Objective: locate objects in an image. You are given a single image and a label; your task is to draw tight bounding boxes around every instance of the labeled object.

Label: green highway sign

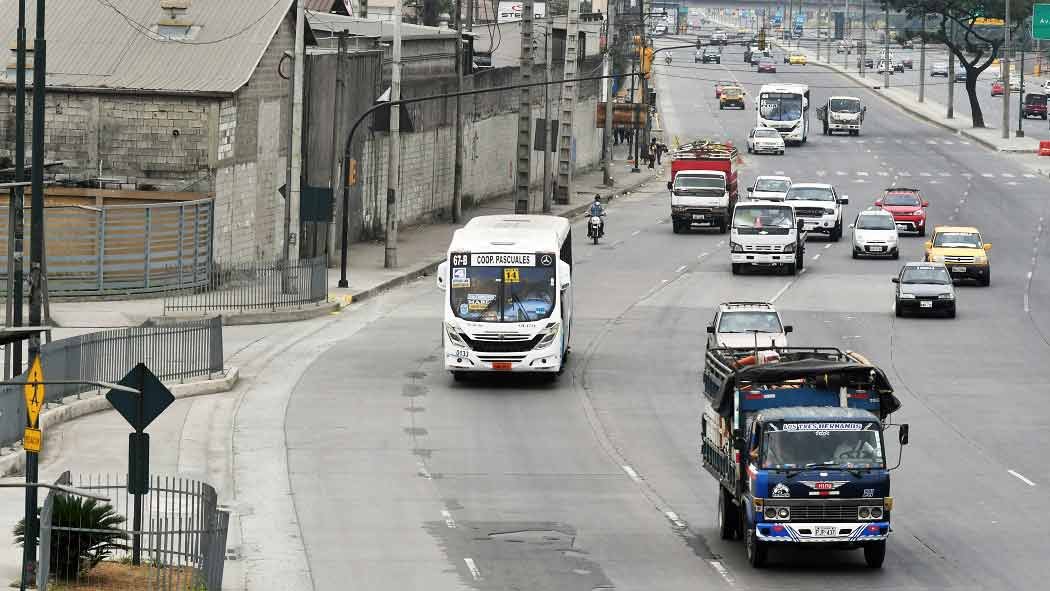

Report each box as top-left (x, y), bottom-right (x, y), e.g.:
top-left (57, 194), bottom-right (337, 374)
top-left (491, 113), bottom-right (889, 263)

top-left (1035, 4), bottom-right (1050, 40)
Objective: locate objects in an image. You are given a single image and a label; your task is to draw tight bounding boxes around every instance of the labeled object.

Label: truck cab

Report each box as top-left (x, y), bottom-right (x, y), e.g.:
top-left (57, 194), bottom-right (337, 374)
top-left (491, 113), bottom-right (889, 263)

top-left (667, 141), bottom-right (739, 234)
top-left (700, 347), bottom-right (908, 569)
top-left (817, 96), bottom-right (865, 136)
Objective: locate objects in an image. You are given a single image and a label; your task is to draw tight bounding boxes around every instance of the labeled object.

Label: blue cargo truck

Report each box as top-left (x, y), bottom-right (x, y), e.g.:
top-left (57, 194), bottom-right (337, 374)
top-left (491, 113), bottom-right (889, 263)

top-left (700, 347), bottom-right (908, 568)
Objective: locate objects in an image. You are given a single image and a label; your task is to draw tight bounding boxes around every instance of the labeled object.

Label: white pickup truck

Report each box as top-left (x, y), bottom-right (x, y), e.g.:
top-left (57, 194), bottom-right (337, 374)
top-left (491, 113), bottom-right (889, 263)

top-left (817, 96), bottom-right (866, 136)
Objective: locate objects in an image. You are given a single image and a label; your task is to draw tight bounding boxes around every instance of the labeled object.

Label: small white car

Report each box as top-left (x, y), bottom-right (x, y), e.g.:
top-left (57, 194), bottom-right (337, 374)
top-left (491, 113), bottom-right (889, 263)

top-left (746, 127), bottom-right (786, 155)
top-left (706, 301), bottom-right (793, 350)
top-left (747, 175), bottom-right (792, 201)
top-left (851, 208), bottom-right (899, 259)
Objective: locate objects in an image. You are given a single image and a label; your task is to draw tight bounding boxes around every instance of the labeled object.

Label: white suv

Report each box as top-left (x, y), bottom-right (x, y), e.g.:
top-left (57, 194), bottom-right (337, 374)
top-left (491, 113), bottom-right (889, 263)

top-left (747, 175), bottom-right (792, 201)
top-left (706, 302), bottom-right (793, 350)
top-left (784, 182), bottom-right (848, 241)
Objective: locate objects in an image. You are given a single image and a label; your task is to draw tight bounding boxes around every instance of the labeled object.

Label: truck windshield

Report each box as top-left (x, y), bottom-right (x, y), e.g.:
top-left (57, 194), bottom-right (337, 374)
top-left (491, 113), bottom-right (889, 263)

top-left (754, 178), bottom-right (790, 192)
top-left (759, 93), bottom-right (803, 121)
top-left (763, 423), bottom-right (884, 469)
top-left (830, 98), bottom-right (862, 113)
top-left (933, 232), bottom-right (982, 248)
top-left (676, 176), bottom-right (724, 189)
top-left (450, 265), bottom-right (556, 323)
top-left (718, 311), bottom-right (782, 333)
top-left (733, 206), bottom-right (794, 229)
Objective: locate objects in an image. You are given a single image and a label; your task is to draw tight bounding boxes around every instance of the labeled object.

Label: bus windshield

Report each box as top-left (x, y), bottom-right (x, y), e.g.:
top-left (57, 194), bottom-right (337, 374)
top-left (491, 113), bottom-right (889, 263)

top-left (759, 93), bottom-right (804, 122)
top-left (450, 264), bottom-right (556, 323)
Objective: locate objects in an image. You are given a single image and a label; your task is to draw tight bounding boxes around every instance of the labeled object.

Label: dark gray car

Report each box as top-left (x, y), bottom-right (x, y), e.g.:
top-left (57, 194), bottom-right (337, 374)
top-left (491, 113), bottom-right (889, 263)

top-left (893, 263), bottom-right (956, 318)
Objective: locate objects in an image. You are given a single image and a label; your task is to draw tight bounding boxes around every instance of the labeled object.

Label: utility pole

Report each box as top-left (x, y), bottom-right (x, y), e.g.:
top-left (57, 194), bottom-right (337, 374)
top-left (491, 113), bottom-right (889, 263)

top-left (5, 0), bottom-right (27, 381)
top-left (453, 0), bottom-right (465, 222)
top-left (630, 59), bottom-right (639, 172)
top-left (386, 0), bottom-right (403, 266)
top-left (947, 20), bottom-right (955, 119)
top-left (602, 0), bottom-right (616, 187)
top-left (330, 31), bottom-right (348, 265)
top-left (515, 0), bottom-right (535, 214)
top-left (21, 0), bottom-right (46, 587)
top-left (542, 13), bottom-right (555, 213)
top-left (918, 13), bottom-right (926, 102)
top-left (1001, 1), bottom-right (1011, 139)
top-left (1017, 40), bottom-right (1025, 137)
top-left (860, 0), bottom-right (866, 76)
top-left (882, 2), bottom-right (889, 88)
top-left (555, 0), bottom-right (581, 206)
top-left (283, 0), bottom-right (305, 284)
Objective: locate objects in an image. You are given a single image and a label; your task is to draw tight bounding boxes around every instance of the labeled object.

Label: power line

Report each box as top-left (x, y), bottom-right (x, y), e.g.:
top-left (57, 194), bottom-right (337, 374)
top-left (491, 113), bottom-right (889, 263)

top-left (93, 0), bottom-right (287, 45)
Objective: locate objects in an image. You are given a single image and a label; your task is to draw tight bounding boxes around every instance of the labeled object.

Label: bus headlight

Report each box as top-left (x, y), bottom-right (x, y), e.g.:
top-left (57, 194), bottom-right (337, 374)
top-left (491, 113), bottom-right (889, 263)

top-left (536, 322), bottom-right (561, 348)
top-left (445, 322), bottom-right (467, 347)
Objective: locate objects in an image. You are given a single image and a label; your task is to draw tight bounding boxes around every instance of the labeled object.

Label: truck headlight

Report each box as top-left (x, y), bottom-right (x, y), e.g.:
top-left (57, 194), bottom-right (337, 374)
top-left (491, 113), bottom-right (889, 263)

top-left (899, 293), bottom-right (916, 299)
top-left (782, 242), bottom-right (796, 253)
top-left (445, 322), bottom-right (467, 347)
top-left (870, 507), bottom-right (884, 519)
top-left (823, 208), bottom-right (836, 216)
top-left (536, 322), bottom-right (561, 348)
top-left (938, 293), bottom-right (955, 300)
top-left (975, 254), bottom-right (987, 264)
top-left (730, 241), bottom-right (744, 253)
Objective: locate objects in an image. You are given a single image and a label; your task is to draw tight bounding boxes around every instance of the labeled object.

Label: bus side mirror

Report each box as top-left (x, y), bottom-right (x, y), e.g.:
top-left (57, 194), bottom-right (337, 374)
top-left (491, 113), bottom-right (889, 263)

top-left (891, 277), bottom-right (900, 283)
top-left (436, 261), bottom-right (449, 290)
top-left (899, 424), bottom-right (909, 445)
top-left (557, 260), bottom-right (571, 290)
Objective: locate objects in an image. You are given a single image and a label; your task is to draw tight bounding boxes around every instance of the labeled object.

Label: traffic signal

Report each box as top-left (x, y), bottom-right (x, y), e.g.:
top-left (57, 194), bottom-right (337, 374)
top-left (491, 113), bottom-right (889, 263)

top-left (758, 30), bottom-right (766, 51)
top-left (641, 46), bottom-right (654, 79)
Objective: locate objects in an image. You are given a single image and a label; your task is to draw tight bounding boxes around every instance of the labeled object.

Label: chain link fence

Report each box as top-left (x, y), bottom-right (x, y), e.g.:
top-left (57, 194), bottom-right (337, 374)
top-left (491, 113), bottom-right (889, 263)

top-left (34, 471), bottom-right (229, 590)
top-left (163, 257), bottom-right (328, 313)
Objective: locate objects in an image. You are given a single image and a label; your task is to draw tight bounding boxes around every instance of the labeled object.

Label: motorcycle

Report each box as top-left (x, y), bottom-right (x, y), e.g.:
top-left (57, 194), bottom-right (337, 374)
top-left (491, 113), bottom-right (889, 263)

top-left (588, 215), bottom-right (605, 244)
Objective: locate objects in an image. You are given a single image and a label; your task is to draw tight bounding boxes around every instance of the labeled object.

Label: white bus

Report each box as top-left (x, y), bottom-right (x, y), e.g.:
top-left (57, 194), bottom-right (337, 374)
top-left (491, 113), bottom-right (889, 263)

top-left (756, 83), bottom-right (810, 145)
top-left (436, 215), bottom-right (573, 381)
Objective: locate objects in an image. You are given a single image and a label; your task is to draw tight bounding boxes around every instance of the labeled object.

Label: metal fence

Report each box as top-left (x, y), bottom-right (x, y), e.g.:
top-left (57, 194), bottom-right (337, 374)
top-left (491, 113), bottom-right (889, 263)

top-left (37, 471), bottom-right (229, 590)
top-left (163, 256), bottom-right (329, 313)
top-left (0, 199), bottom-right (214, 296)
top-left (0, 317), bottom-right (224, 449)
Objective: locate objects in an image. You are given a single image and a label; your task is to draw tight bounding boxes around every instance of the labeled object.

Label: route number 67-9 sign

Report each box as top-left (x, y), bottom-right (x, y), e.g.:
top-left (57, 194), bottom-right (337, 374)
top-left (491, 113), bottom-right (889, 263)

top-left (1034, 4), bottom-right (1050, 40)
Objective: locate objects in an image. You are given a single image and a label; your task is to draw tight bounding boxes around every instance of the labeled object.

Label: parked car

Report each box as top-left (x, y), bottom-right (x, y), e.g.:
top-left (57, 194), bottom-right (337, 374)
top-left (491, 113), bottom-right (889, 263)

top-left (901, 57), bottom-right (913, 69)
top-left (1023, 93), bottom-right (1048, 119)
top-left (757, 58), bottom-right (777, 73)
top-left (930, 61), bottom-right (948, 77)
top-left (991, 79), bottom-right (1005, 97)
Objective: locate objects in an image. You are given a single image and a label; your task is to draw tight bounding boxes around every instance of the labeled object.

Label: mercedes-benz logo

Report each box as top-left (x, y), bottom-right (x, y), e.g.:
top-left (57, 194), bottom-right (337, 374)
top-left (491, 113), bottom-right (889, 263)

top-left (540, 255), bottom-right (553, 266)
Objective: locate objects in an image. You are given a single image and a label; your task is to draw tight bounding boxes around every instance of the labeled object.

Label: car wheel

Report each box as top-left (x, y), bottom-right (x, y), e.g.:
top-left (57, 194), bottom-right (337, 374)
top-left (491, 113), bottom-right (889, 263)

top-left (786, 262), bottom-right (797, 275)
top-left (731, 263), bottom-right (742, 275)
top-left (779, 150), bottom-right (785, 155)
top-left (747, 145), bottom-right (752, 153)
top-left (979, 272), bottom-right (990, 287)
top-left (892, 249), bottom-right (899, 260)
top-left (672, 221), bottom-right (682, 234)
top-left (852, 249), bottom-right (859, 259)
top-left (918, 225), bottom-right (926, 237)
top-left (451, 371), bottom-right (466, 382)
top-left (895, 302), bottom-right (904, 317)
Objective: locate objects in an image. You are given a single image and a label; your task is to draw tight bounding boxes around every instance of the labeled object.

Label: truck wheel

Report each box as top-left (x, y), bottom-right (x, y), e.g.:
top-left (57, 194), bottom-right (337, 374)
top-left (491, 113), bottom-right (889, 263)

top-left (745, 522), bottom-right (768, 568)
top-left (831, 223), bottom-right (842, 241)
top-left (785, 262), bottom-right (797, 275)
top-left (451, 371), bottom-right (466, 382)
top-left (863, 540), bottom-right (886, 568)
top-left (731, 263), bottom-right (742, 275)
top-left (718, 488), bottom-right (738, 540)
top-left (797, 252), bottom-right (804, 269)
top-left (895, 302), bottom-right (904, 317)
top-left (672, 221), bottom-right (682, 234)
top-left (979, 271), bottom-right (990, 287)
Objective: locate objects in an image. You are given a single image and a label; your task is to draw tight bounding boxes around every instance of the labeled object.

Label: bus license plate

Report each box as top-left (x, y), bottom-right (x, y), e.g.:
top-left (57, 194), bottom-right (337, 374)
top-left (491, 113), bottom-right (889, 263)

top-left (920, 301), bottom-right (933, 308)
top-left (813, 526), bottom-right (838, 537)
top-left (491, 361), bottom-right (512, 370)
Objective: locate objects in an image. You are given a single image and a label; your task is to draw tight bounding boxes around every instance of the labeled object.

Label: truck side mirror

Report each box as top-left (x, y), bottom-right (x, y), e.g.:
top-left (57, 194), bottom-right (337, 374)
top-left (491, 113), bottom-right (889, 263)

top-left (874, 199), bottom-right (883, 206)
top-left (891, 277), bottom-right (899, 283)
top-left (706, 325), bottom-right (715, 334)
top-left (839, 195), bottom-right (850, 205)
top-left (747, 187), bottom-right (754, 192)
top-left (784, 325), bottom-right (793, 333)
top-left (898, 424), bottom-right (909, 445)
top-left (667, 181), bottom-right (673, 191)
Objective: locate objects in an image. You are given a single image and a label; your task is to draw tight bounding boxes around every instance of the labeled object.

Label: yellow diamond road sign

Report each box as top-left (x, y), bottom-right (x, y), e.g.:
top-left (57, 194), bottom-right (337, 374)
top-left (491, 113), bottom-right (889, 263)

top-left (24, 356), bottom-right (44, 428)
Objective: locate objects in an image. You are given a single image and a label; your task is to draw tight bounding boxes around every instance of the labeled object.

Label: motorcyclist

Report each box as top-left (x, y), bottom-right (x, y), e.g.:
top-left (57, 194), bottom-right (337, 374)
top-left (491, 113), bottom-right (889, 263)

top-left (665, 53), bottom-right (673, 65)
top-left (588, 195), bottom-right (606, 236)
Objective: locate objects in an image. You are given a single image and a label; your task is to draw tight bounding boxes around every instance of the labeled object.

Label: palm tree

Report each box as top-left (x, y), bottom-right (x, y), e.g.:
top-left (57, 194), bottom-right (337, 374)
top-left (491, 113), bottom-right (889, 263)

top-left (14, 495), bottom-right (128, 580)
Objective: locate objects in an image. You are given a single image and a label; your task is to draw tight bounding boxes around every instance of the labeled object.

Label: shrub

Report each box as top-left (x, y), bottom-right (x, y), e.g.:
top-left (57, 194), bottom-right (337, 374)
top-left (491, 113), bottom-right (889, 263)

top-left (14, 495), bottom-right (129, 580)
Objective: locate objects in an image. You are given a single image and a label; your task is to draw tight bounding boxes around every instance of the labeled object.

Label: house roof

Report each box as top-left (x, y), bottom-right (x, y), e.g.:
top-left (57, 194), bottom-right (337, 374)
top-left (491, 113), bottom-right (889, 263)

top-left (306, 11), bottom-right (459, 41)
top-left (0, 0), bottom-right (295, 94)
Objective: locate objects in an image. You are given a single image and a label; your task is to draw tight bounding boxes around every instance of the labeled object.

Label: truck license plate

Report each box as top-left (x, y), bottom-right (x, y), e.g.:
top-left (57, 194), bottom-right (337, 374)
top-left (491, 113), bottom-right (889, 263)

top-left (814, 526), bottom-right (838, 537)
top-left (693, 214), bottom-right (706, 220)
top-left (953, 266), bottom-right (966, 273)
top-left (920, 301), bottom-right (933, 308)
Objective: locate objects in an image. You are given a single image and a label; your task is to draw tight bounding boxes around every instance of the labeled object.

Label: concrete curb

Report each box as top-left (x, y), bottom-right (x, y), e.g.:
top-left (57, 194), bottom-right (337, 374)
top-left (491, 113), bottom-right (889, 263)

top-left (340, 171), bottom-right (660, 305)
top-left (0, 367), bottom-right (240, 478)
top-left (149, 302), bottom-right (341, 326)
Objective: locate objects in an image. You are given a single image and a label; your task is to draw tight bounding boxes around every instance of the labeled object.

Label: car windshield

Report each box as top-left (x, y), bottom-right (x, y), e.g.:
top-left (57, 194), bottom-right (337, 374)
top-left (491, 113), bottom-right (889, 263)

top-left (753, 130), bottom-right (780, 139)
top-left (733, 206), bottom-right (794, 229)
top-left (883, 193), bottom-right (920, 206)
top-left (718, 311), bottom-right (783, 333)
top-left (675, 175), bottom-right (724, 189)
top-left (830, 98), bottom-right (862, 113)
top-left (856, 215), bottom-right (896, 230)
top-left (718, 80), bottom-right (734, 87)
top-left (933, 232), bottom-right (982, 248)
top-left (762, 423), bottom-right (884, 469)
top-left (759, 93), bottom-right (803, 121)
top-left (755, 178), bottom-right (790, 191)
top-left (901, 266), bottom-right (952, 285)
top-left (450, 264), bottom-right (556, 323)
top-left (785, 187), bottom-right (834, 201)
top-left (723, 87), bottom-right (743, 98)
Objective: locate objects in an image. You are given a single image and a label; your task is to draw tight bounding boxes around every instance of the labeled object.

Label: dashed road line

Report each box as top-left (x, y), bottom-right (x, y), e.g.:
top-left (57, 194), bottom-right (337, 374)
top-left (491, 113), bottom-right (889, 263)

top-left (676, 265), bottom-right (687, 273)
top-left (771, 280), bottom-right (794, 303)
top-left (664, 510), bottom-right (687, 529)
top-left (1008, 470), bottom-right (1037, 487)
top-left (464, 558), bottom-right (482, 580)
top-left (441, 510), bottom-right (457, 529)
top-left (813, 253), bottom-right (822, 260)
top-left (824, 243), bottom-right (832, 249)
top-left (632, 230), bottom-right (641, 236)
top-left (622, 465), bottom-right (642, 482)
top-left (709, 559), bottom-right (735, 585)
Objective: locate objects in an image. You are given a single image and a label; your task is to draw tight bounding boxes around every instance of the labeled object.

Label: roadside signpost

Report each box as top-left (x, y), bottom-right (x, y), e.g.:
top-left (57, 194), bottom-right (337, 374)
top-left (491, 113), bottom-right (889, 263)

top-left (106, 363), bottom-right (175, 565)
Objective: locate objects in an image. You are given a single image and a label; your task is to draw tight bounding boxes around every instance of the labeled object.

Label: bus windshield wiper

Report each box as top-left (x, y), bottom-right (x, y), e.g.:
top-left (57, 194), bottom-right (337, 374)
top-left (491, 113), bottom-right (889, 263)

top-left (510, 291), bottom-right (530, 322)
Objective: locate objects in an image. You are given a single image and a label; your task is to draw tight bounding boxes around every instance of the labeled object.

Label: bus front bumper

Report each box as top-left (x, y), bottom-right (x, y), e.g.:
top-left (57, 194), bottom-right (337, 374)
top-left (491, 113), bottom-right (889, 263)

top-left (444, 340), bottom-right (563, 373)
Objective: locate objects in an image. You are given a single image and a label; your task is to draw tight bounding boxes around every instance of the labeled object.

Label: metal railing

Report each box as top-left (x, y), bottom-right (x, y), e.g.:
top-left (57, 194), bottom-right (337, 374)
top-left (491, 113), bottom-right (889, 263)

top-left (37, 472), bottom-right (229, 591)
top-left (0, 199), bottom-right (214, 296)
top-left (0, 317), bottom-right (223, 449)
top-left (163, 257), bottom-right (328, 313)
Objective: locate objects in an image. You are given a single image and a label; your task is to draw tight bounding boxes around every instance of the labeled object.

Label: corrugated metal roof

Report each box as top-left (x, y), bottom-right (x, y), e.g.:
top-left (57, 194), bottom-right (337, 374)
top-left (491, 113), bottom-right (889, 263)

top-left (0, 0), bottom-right (295, 94)
top-left (306, 12), bottom-right (459, 40)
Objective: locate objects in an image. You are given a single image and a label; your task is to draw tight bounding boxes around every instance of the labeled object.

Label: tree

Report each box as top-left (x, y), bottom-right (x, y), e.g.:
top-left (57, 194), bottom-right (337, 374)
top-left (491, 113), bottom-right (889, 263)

top-left (885, 0), bottom-right (1035, 127)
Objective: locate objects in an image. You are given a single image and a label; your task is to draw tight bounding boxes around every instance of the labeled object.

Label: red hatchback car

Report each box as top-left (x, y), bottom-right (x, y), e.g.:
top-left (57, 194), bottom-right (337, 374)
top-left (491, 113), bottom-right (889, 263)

top-left (876, 188), bottom-right (929, 235)
top-left (991, 79), bottom-right (1005, 97)
top-left (757, 59), bottom-right (777, 73)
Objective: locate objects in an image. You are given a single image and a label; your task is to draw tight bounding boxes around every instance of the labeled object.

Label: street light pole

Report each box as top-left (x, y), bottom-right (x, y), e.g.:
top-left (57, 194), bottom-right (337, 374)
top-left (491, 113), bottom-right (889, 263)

top-left (603, 0), bottom-right (616, 187)
top-left (385, 0), bottom-right (403, 267)
top-left (1017, 43), bottom-right (1025, 137)
top-left (882, 2), bottom-right (890, 88)
top-left (918, 13), bottom-right (926, 102)
top-left (1002, 0), bottom-right (1011, 139)
top-left (947, 20), bottom-right (955, 119)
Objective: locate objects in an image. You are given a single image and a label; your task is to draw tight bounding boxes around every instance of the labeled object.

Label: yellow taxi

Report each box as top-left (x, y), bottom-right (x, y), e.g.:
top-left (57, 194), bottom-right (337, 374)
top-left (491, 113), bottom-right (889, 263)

top-left (924, 226), bottom-right (991, 286)
top-left (718, 85), bottom-right (746, 110)
top-left (788, 52), bottom-right (808, 66)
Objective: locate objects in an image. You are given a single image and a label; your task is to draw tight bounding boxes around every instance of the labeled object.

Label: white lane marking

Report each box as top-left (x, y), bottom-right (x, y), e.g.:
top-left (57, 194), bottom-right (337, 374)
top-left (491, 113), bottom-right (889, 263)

top-left (961, 173), bottom-right (973, 178)
top-left (664, 510), bottom-right (687, 529)
top-left (981, 173), bottom-right (994, 178)
top-left (938, 172), bottom-right (952, 177)
top-left (835, 171), bottom-right (848, 176)
top-left (1028, 271), bottom-right (1034, 280)
top-left (1024, 292), bottom-right (1030, 312)
top-left (894, 139), bottom-right (903, 144)
top-left (632, 230), bottom-right (641, 236)
top-left (1007, 181), bottom-right (1018, 186)
top-left (418, 462), bottom-right (432, 480)
top-left (854, 179), bottom-right (868, 183)
top-left (771, 280), bottom-right (794, 303)
top-left (926, 139), bottom-right (937, 145)
top-left (816, 170), bottom-right (827, 177)
top-left (813, 253), bottom-right (822, 260)
top-left (464, 558), bottom-right (482, 580)
top-left (856, 171), bottom-right (869, 176)
top-left (774, 170), bottom-right (786, 175)
top-left (676, 265), bottom-right (687, 273)
top-left (442, 510), bottom-right (457, 529)
top-left (799, 268), bottom-right (807, 275)
top-left (961, 140), bottom-right (971, 145)
top-left (899, 171), bottom-right (912, 177)
top-left (709, 559), bottom-right (735, 585)
top-left (943, 140), bottom-right (954, 145)
top-left (622, 465), bottom-right (642, 482)
top-left (877, 171), bottom-right (889, 176)
top-left (717, 240), bottom-right (725, 247)
top-left (1008, 470), bottom-right (1037, 487)
top-left (960, 198), bottom-right (966, 204)
top-left (1024, 174), bottom-right (1037, 179)
top-left (824, 243), bottom-right (832, 249)
top-left (1001, 173), bottom-right (1015, 178)
top-left (919, 172), bottom-right (932, 177)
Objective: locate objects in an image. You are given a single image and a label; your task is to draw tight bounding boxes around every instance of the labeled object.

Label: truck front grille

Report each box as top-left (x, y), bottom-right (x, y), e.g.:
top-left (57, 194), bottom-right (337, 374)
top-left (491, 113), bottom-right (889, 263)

top-left (794, 207), bottom-right (826, 218)
top-left (779, 500), bottom-right (869, 522)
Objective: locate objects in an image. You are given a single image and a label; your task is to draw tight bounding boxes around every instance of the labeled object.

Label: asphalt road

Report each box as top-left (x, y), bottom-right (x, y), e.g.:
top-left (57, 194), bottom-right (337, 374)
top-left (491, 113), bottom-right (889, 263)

top-left (277, 23), bottom-right (1050, 591)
